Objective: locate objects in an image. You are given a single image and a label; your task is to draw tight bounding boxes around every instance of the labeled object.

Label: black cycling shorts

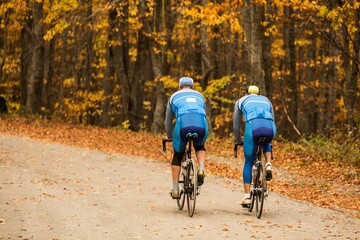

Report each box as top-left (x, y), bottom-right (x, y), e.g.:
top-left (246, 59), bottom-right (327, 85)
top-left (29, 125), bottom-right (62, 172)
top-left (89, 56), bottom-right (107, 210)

top-left (171, 145), bottom-right (206, 166)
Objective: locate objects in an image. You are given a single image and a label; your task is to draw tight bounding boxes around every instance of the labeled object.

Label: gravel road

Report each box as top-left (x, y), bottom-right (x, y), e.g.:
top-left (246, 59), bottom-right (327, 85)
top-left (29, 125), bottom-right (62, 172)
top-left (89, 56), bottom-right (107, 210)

top-left (0, 135), bottom-right (359, 240)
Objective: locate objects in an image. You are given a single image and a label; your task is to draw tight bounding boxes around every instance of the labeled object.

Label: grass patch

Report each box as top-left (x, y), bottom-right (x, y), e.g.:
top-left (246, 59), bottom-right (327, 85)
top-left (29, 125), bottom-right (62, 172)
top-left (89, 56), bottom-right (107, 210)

top-left (288, 127), bottom-right (360, 167)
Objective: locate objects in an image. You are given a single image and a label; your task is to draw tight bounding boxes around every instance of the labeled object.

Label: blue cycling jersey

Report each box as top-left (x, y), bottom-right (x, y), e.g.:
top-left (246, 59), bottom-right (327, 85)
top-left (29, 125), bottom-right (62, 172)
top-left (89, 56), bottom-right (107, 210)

top-left (165, 88), bottom-right (206, 138)
top-left (165, 88), bottom-right (208, 153)
top-left (233, 94), bottom-right (275, 144)
top-left (169, 89), bottom-right (206, 118)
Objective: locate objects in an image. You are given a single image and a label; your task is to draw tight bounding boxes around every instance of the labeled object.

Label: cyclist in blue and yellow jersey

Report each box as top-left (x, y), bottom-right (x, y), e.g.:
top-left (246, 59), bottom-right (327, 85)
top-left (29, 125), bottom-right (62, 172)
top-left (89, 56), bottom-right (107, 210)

top-left (233, 85), bottom-right (276, 206)
top-left (165, 77), bottom-right (208, 199)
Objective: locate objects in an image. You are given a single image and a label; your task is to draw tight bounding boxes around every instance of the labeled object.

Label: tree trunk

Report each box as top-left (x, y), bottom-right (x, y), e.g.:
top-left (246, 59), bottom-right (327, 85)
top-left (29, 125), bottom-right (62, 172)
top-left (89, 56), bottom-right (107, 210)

top-left (127, 33), bottom-right (148, 131)
top-left (263, 3), bottom-right (274, 100)
top-left (42, 0), bottom-right (55, 113)
top-left (345, 7), bottom-right (360, 127)
top-left (325, 32), bottom-right (339, 131)
top-left (152, 81), bottom-right (167, 133)
top-left (58, 31), bottom-right (67, 113)
top-left (20, 0), bottom-right (32, 111)
top-left (242, 1), bottom-right (265, 92)
top-left (101, 6), bottom-right (117, 127)
top-left (111, 3), bottom-right (128, 126)
top-left (251, 4), bottom-right (264, 91)
top-left (316, 51), bottom-right (326, 133)
top-left (283, 5), bottom-right (298, 126)
top-left (149, 56), bottom-right (166, 134)
top-left (43, 37), bottom-right (55, 112)
top-left (26, 0), bottom-right (44, 115)
top-left (144, 0), bottom-right (167, 134)
top-left (85, 0), bottom-right (93, 92)
top-left (110, 1), bottom-right (144, 131)
top-left (199, 0), bottom-right (216, 133)
top-left (302, 34), bottom-right (316, 136)
top-left (0, 4), bottom-right (9, 82)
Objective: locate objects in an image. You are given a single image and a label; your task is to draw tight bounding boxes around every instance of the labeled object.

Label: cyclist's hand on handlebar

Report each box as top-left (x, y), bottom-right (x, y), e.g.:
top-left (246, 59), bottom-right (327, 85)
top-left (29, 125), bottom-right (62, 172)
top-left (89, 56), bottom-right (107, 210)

top-left (162, 137), bottom-right (172, 153)
top-left (233, 140), bottom-right (243, 158)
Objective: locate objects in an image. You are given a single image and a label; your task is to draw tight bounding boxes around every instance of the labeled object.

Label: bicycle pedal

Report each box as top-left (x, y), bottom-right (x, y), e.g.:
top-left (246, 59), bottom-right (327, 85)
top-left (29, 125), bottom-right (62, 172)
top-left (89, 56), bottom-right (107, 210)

top-left (241, 204), bottom-right (250, 208)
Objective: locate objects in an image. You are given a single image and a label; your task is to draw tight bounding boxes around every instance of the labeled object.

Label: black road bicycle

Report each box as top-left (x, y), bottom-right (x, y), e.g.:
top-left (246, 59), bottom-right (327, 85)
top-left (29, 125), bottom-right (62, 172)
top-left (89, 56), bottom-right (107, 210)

top-left (163, 133), bottom-right (200, 217)
top-left (234, 137), bottom-right (269, 219)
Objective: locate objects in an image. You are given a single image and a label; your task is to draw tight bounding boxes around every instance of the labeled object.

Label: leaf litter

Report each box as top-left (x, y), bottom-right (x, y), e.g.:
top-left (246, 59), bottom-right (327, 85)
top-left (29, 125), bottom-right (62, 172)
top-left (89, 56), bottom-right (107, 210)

top-left (0, 116), bottom-right (358, 218)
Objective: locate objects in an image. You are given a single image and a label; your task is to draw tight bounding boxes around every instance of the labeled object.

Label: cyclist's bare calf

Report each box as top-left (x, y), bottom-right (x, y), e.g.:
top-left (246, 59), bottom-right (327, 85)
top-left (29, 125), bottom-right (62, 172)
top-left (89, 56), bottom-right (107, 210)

top-left (196, 150), bottom-right (205, 170)
top-left (264, 152), bottom-right (271, 165)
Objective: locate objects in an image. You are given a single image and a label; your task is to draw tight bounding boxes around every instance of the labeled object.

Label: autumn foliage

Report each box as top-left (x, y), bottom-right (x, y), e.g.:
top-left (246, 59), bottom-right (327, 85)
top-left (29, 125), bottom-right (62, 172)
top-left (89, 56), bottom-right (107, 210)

top-left (0, 0), bottom-right (359, 139)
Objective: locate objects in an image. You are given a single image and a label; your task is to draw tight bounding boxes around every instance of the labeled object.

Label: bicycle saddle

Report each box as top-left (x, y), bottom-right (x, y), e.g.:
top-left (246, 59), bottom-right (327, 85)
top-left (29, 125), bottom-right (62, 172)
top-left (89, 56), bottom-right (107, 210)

top-left (186, 132), bottom-right (198, 139)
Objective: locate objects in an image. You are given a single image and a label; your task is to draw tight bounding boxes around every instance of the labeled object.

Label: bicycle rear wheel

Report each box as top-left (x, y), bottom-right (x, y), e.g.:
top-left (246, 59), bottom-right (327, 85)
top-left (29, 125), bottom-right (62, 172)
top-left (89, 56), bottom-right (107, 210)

top-left (248, 170), bottom-right (258, 212)
top-left (186, 159), bottom-right (197, 217)
top-left (255, 162), bottom-right (266, 218)
top-left (177, 168), bottom-right (186, 210)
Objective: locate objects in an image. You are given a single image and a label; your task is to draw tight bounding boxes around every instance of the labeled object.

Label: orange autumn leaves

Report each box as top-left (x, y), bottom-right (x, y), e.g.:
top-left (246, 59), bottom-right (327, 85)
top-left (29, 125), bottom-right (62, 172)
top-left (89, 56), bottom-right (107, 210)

top-left (0, 116), bottom-right (359, 218)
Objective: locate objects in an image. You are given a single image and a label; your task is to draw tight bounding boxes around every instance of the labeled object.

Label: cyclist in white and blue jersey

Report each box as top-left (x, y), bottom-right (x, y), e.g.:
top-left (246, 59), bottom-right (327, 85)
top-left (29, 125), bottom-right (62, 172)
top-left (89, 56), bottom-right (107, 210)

top-left (233, 85), bottom-right (276, 206)
top-left (165, 77), bottom-right (208, 199)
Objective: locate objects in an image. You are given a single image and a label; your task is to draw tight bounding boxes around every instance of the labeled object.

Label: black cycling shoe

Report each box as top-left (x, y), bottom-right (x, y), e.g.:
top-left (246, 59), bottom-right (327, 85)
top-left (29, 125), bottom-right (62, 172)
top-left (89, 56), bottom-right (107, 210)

top-left (265, 164), bottom-right (272, 181)
top-left (197, 170), bottom-right (205, 186)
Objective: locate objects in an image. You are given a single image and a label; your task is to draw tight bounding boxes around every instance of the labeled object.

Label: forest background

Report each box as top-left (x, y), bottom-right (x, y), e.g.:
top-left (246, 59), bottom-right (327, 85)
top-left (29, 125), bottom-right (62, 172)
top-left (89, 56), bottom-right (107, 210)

top-left (0, 0), bottom-right (359, 166)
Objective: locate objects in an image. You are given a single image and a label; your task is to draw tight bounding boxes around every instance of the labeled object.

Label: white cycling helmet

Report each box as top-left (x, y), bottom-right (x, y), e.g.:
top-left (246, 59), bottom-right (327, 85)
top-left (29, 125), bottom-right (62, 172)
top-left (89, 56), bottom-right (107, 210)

top-left (179, 77), bottom-right (194, 87)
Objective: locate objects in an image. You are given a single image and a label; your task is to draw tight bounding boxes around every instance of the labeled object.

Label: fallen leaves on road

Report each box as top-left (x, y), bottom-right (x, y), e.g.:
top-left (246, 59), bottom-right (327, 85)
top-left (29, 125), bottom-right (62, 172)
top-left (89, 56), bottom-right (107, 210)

top-left (0, 116), bottom-right (359, 218)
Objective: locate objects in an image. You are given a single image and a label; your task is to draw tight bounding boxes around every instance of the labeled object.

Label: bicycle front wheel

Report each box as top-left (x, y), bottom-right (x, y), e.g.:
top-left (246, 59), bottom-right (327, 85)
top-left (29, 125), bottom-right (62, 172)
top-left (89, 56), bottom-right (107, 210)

top-left (186, 159), bottom-right (197, 217)
top-left (177, 168), bottom-right (186, 210)
top-left (255, 162), bottom-right (266, 218)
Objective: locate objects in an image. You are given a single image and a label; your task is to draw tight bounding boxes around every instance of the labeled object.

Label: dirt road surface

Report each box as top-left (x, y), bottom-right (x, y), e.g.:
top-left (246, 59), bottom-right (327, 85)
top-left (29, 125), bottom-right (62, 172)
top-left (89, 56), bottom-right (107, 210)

top-left (1, 135), bottom-right (359, 240)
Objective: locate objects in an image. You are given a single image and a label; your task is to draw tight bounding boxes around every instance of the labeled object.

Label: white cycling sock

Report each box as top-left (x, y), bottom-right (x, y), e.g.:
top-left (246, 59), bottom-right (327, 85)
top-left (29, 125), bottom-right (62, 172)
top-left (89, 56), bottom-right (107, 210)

top-left (173, 182), bottom-right (179, 191)
top-left (199, 162), bottom-right (204, 171)
top-left (244, 193), bottom-right (250, 199)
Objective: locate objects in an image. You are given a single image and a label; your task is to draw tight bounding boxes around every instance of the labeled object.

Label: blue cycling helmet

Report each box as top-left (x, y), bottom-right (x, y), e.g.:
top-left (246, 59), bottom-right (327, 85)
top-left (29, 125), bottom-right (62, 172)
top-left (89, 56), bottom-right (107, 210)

top-left (179, 77), bottom-right (194, 87)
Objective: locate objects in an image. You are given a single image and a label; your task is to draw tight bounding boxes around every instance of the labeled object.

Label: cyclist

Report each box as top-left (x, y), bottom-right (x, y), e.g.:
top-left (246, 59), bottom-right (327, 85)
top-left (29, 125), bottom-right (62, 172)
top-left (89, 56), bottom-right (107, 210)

top-left (165, 77), bottom-right (208, 199)
top-left (233, 85), bottom-right (276, 206)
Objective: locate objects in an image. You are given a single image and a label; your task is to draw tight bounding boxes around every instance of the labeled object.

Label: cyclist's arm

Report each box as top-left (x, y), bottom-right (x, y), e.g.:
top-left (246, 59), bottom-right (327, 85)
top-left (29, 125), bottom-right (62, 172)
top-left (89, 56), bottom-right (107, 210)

top-left (270, 102), bottom-right (275, 122)
top-left (265, 96), bottom-right (275, 122)
top-left (233, 100), bottom-right (242, 144)
top-left (165, 101), bottom-right (174, 139)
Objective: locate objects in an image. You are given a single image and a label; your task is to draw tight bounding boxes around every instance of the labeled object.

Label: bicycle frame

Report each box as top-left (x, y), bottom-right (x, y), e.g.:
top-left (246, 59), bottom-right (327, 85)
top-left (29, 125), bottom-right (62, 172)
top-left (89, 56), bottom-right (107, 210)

top-left (234, 137), bottom-right (269, 219)
top-left (162, 132), bottom-right (199, 217)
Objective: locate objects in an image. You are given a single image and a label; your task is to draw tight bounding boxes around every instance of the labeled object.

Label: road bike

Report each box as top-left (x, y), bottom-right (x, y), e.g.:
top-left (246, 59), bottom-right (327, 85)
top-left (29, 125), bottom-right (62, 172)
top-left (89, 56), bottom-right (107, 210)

top-left (163, 133), bottom-right (200, 217)
top-left (234, 137), bottom-right (269, 219)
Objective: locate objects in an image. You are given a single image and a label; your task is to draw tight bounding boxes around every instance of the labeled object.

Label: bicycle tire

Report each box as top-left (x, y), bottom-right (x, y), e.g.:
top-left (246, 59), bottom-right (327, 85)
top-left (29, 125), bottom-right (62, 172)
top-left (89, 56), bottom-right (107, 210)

top-left (248, 189), bottom-right (255, 212)
top-left (177, 167), bottom-right (186, 210)
top-left (186, 159), bottom-right (197, 217)
top-left (248, 168), bottom-right (258, 212)
top-left (255, 161), bottom-right (266, 218)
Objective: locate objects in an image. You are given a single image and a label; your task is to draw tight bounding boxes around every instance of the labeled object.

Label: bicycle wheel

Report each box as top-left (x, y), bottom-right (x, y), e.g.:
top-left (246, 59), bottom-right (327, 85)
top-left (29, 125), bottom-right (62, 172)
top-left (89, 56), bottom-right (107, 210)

top-left (186, 159), bottom-right (197, 217)
top-left (177, 167), bottom-right (186, 210)
top-left (255, 161), bottom-right (266, 218)
top-left (248, 167), bottom-right (258, 212)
